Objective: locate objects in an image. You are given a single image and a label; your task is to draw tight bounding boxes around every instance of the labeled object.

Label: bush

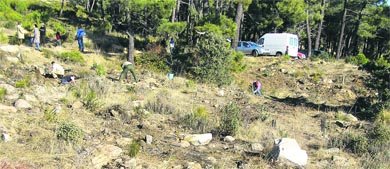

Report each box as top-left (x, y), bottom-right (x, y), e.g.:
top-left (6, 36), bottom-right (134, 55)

top-left (136, 51), bottom-right (170, 73)
top-left (177, 32), bottom-right (234, 86)
top-left (0, 87), bottom-right (6, 101)
top-left (15, 76), bottom-right (31, 88)
top-left (220, 102), bottom-right (241, 136)
top-left (56, 122), bottom-right (84, 143)
top-left (231, 51), bottom-right (246, 73)
top-left (0, 31), bottom-right (9, 44)
top-left (127, 140), bottom-right (141, 157)
top-left (346, 53), bottom-right (369, 66)
top-left (376, 109), bottom-right (390, 125)
top-left (330, 132), bottom-right (368, 154)
top-left (183, 107), bottom-right (210, 132)
top-left (58, 51), bottom-right (85, 64)
top-left (44, 107), bottom-right (57, 123)
top-left (4, 21), bottom-right (16, 29)
top-left (369, 123), bottom-right (390, 144)
top-left (92, 63), bottom-right (107, 76)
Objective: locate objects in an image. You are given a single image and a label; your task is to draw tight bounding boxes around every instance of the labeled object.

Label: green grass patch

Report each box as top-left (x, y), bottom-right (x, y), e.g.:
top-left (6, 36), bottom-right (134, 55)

top-left (92, 63), bottom-right (107, 76)
top-left (127, 140), bottom-right (141, 157)
top-left (0, 87), bottom-right (6, 101)
top-left (58, 51), bottom-right (85, 64)
top-left (15, 76), bottom-right (31, 88)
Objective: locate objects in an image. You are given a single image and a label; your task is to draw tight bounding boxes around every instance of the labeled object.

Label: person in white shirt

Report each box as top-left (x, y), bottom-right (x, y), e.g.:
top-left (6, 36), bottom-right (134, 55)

top-left (45, 61), bottom-right (64, 78)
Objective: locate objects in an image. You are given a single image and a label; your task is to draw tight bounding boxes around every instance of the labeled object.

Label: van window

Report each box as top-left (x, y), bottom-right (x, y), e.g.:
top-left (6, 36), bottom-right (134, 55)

top-left (289, 38), bottom-right (294, 46)
top-left (258, 38), bottom-right (264, 45)
top-left (238, 42), bottom-right (241, 47)
top-left (243, 42), bottom-right (250, 47)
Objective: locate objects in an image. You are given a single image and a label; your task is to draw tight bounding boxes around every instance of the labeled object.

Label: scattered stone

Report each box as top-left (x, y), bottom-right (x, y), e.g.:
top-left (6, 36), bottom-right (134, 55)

top-left (203, 100), bottom-right (210, 104)
top-left (5, 93), bottom-right (19, 101)
top-left (217, 90), bottom-right (225, 97)
top-left (91, 145), bottom-right (123, 169)
top-left (145, 135), bottom-right (153, 144)
top-left (132, 100), bottom-right (144, 108)
top-left (6, 56), bottom-right (19, 63)
top-left (184, 133), bottom-right (212, 146)
top-left (72, 101), bottom-right (84, 109)
top-left (335, 120), bottom-right (349, 128)
top-left (224, 136), bottom-right (235, 142)
top-left (260, 68), bottom-right (267, 72)
top-left (250, 143), bottom-right (264, 153)
top-left (14, 99), bottom-right (32, 109)
top-left (1, 133), bottom-right (11, 142)
top-left (0, 104), bottom-right (17, 113)
top-left (0, 84), bottom-right (16, 93)
top-left (175, 141), bottom-right (190, 148)
top-left (24, 94), bottom-right (38, 103)
top-left (124, 158), bottom-right (136, 168)
top-left (325, 148), bottom-right (340, 154)
top-left (269, 138), bottom-right (308, 166)
top-left (233, 144), bottom-right (244, 151)
top-left (116, 137), bottom-right (133, 148)
top-left (206, 156), bottom-right (217, 165)
top-left (280, 68), bottom-right (287, 73)
top-left (186, 162), bottom-right (202, 169)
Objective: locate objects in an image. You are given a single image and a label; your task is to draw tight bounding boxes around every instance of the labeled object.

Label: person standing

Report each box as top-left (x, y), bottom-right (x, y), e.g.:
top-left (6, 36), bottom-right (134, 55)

top-left (119, 61), bottom-right (138, 82)
top-left (55, 32), bottom-right (62, 46)
top-left (76, 27), bottom-right (85, 52)
top-left (39, 23), bottom-right (46, 46)
top-left (33, 24), bottom-right (41, 51)
top-left (16, 22), bottom-right (26, 45)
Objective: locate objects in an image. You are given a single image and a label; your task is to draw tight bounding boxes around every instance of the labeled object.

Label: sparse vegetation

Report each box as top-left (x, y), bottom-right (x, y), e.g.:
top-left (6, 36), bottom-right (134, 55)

top-left (57, 51), bottom-right (85, 64)
top-left (43, 107), bottom-right (57, 123)
top-left (220, 102), bottom-right (241, 136)
top-left (346, 53), bottom-right (369, 66)
top-left (127, 140), bottom-right (141, 157)
top-left (15, 76), bottom-right (31, 88)
top-left (0, 87), bottom-right (6, 101)
top-left (92, 63), bottom-right (107, 76)
top-left (183, 106), bottom-right (211, 132)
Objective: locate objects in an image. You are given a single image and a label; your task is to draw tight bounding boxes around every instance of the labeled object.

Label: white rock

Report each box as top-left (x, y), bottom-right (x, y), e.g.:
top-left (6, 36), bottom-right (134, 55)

top-left (6, 56), bottom-right (19, 63)
top-left (251, 143), bottom-right (264, 153)
top-left (124, 158), bottom-right (136, 168)
top-left (91, 145), bottom-right (123, 169)
top-left (184, 133), bottom-right (212, 146)
top-left (0, 104), bottom-right (17, 113)
top-left (14, 99), bottom-right (32, 109)
top-left (5, 93), bottom-right (19, 101)
top-left (116, 137), bottom-right (133, 148)
top-left (270, 138), bottom-right (308, 166)
top-left (1, 133), bottom-right (11, 142)
top-left (179, 141), bottom-right (191, 148)
top-left (132, 100), bottom-right (144, 108)
top-left (217, 90), bottom-right (225, 97)
top-left (0, 84), bottom-right (16, 93)
top-left (224, 136), bottom-right (235, 142)
top-left (186, 162), bottom-right (202, 169)
top-left (145, 135), bottom-right (153, 144)
top-left (24, 94), bottom-right (38, 103)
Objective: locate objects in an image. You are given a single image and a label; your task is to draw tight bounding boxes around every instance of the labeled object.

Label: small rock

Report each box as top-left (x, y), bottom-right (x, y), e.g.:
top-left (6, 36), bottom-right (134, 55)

top-left (6, 56), bottom-right (19, 63)
top-left (0, 84), bottom-right (16, 93)
top-left (233, 144), bottom-right (244, 151)
top-left (116, 137), bottom-right (133, 148)
top-left (217, 90), bottom-right (225, 97)
top-left (145, 135), bottom-right (153, 144)
top-left (206, 156), bottom-right (217, 164)
top-left (224, 136), bottom-right (235, 142)
top-left (260, 68), bottom-right (267, 72)
top-left (5, 93), bottom-right (19, 101)
top-left (335, 120), bottom-right (349, 128)
top-left (124, 158), bottom-right (136, 168)
top-left (280, 69), bottom-right (287, 73)
top-left (1, 133), bottom-right (11, 142)
top-left (213, 104), bottom-right (219, 108)
top-left (186, 162), bottom-right (202, 169)
top-left (14, 99), bottom-right (31, 109)
top-left (132, 100), bottom-right (144, 108)
top-left (91, 145), bottom-right (123, 169)
top-left (72, 101), bottom-right (83, 109)
top-left (179, 141), bottom-right (191, 148)
top-left (250, 143), bottom-right (264, 153)
top-left (203, 100), bottom-right (210, 104)
top-left (325, 148), bottom-right (340, 154)
top-left (0, 104), bottom-right (17, 113)
top-left (184, 133), bottom-right (212, 146)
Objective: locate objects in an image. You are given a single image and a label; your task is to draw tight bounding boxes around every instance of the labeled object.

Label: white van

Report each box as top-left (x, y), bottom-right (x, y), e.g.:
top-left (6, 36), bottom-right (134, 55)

top-left (256, 33), bottom-right (299, 57)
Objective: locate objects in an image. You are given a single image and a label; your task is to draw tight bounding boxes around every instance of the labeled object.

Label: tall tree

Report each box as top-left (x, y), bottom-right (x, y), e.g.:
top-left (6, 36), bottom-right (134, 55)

top-left (314, 0), bottom-right (326, 50)
top-left (336, 0), bottom-right (348, 59)
top-left (232, 0), bottom-right (252, 49)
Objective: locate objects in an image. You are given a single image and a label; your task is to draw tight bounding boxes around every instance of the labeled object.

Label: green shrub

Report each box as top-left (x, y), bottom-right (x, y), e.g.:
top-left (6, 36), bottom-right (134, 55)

top-left (127, 140), bottom-right (141, 157)
top-left (136, 51), bottom-right (170, 73)
top-left (183, 107), bottom-right (210, 132)
top-left (375, 56), bottom-right (390, 68)
top-left (231, 51), bottom-right (246, 73)
top-left (83, 90), bottom-right (101, 111)
top-left (56, 122), bottom-right (84, 143)
top-left (346, 53), bottom-right (369, 66)
top-left (92, 63), bottom-right (107, 76)
top-left (220, 102), bottom-right (241, 136)
top-left (369, 123), bottom-right (390, 144)
top-left (0, 87), bottom-right (6, 101)
top-left (58, 51), bottom-right (85, 64)
top-left (330, 132), bottom-right (368, 154)
top-left (0, 31), bottom-right (9, 43)
top-left (15, 77), bottom-right (31, 88)
top-left (4, 21), bottom-right (16, 29)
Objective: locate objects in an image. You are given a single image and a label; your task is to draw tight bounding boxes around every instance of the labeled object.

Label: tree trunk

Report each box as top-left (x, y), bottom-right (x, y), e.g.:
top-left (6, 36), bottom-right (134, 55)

top-left (314, 0), bottom-right (326, 50)
top-left (351, 2), bottom-right (367, 56)
top-left (336, 0), bottom-right (347, 59)
top-left (90, 0), bottom-right (96, 13)
top-left (232, 2), bottom-right (243, 49)
top-left (306, 10), bottom-right (312, 58)
top-left (100, 0), bottom-right (105, 21)
top-left (59, 0), bottom-right (65, 17)
top-left (126, 31), bottom-right (135, 63)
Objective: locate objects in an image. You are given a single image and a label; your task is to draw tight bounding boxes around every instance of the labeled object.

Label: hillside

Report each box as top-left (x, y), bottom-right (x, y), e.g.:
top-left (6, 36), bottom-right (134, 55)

top-left (0, 35), bottom-right (379, 168)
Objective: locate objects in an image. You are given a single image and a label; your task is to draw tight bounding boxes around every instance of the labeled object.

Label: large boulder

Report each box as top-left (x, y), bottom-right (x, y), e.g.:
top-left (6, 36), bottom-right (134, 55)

top-left (91, 145), bottom-right (123, 169)
top-left (0, 104), bottom-right (17, 113)
top-left (269, 138), bottom-right (308, 167)
top-left (0, 84), bottom-right (16, 93)
top-left (14, 99), bottom-right (32, 109)
top-left (184, 133), bottom-right (212, 146)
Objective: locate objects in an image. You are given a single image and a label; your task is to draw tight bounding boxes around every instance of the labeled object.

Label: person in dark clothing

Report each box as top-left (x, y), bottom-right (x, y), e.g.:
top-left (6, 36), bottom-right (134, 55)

top-left (60, 75), bottom-right (76, 85)
top-left (55, 32), bottom-right (62, 46)
top-left (39, 24), bottom-right (46, 46)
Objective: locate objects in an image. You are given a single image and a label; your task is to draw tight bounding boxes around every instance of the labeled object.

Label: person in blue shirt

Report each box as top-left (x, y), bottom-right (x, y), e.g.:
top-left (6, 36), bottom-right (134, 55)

top-left (76, 27), bottom-right (85, 52)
